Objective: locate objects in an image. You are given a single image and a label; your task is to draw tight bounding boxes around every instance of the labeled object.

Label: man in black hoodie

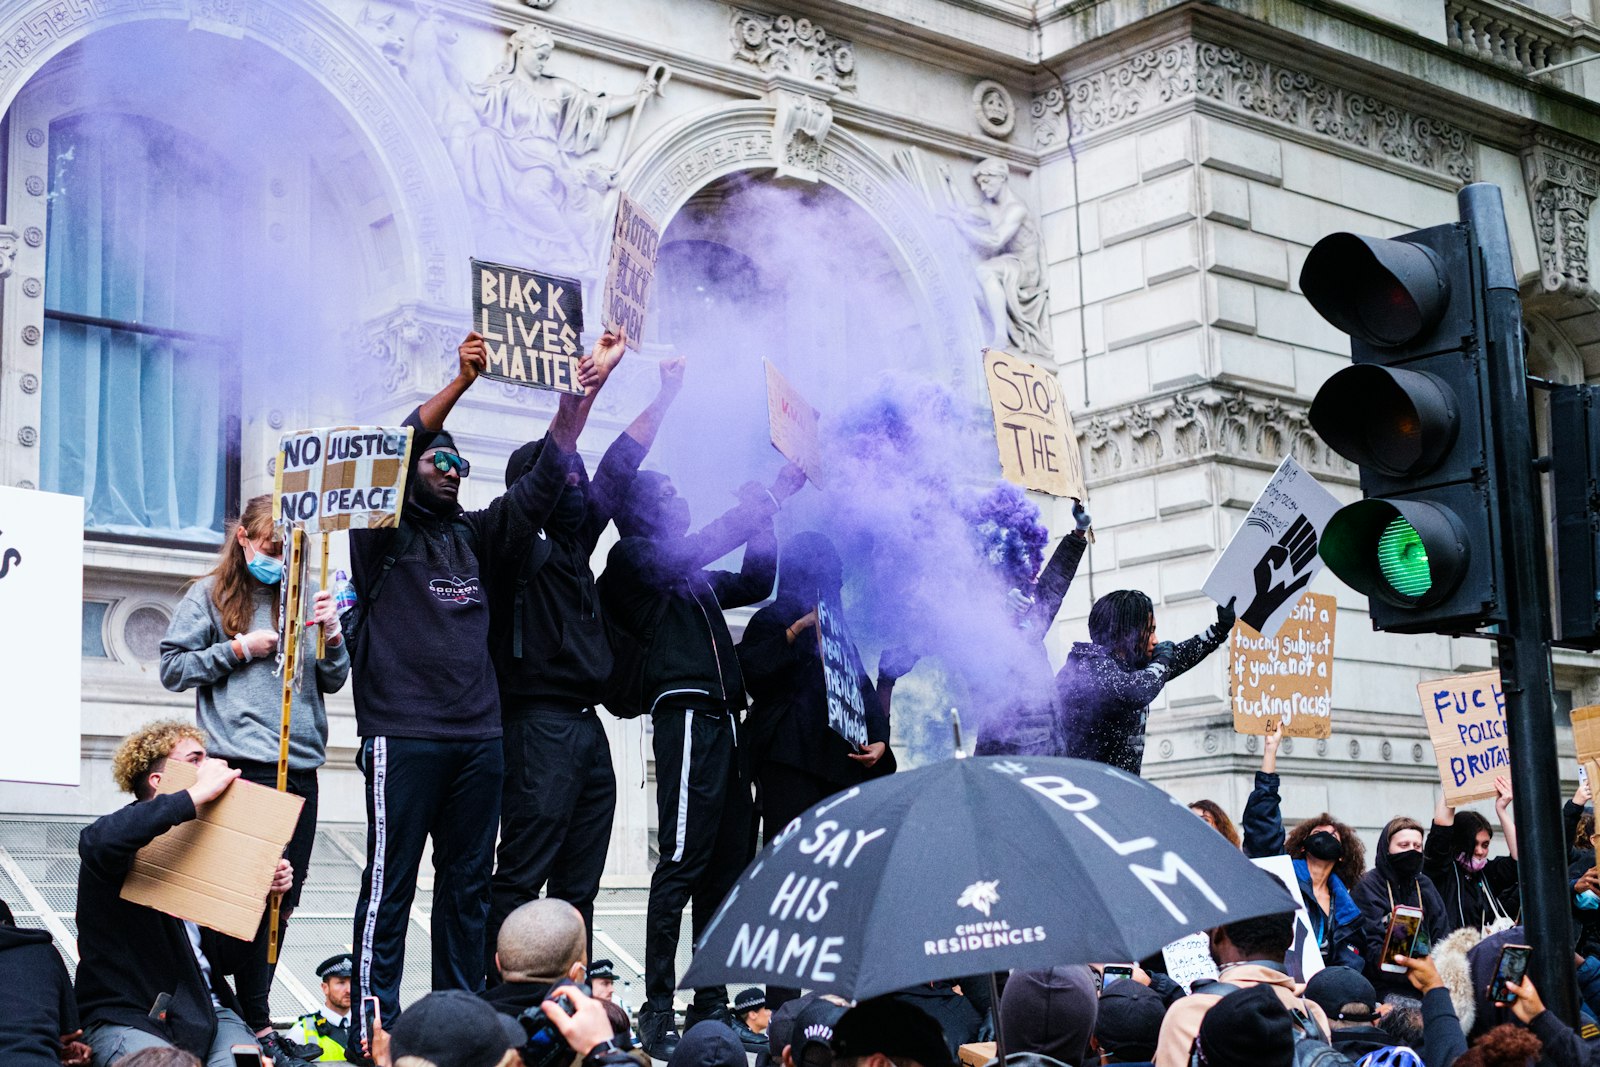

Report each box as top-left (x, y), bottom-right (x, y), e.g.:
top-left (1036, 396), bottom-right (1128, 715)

top-left (483, 355), bottom-right (685, 980)
top-left (348, 330), bottom-right (615, 1048)
top-left (481, 898), bottom-right (588, 1020)
top-left (598, 459), bottom-right (806, 1057)
top-left (75, 721), bottom-right (292, 1066)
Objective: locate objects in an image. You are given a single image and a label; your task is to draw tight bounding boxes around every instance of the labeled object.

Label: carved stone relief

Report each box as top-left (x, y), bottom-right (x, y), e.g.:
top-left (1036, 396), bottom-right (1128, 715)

top-left (1032, 39), bottom-right (1474, 183)
top-left (731, 10), bottom-right (856, 91)
top-left (1079, 387), bottom-right (1354, 484)
top-left (0, 226), bottom-right (19, 278)
top-left (771, 88), bottom-right (833, 181)
top-left (351, 305), bottom-right (459, 409)
top-left (1521, 131), bottom-right (1600, 296)
top-left (366, 11), bottom-right (668, 277)
top-left (972, 79), bottom-right (1015, 139)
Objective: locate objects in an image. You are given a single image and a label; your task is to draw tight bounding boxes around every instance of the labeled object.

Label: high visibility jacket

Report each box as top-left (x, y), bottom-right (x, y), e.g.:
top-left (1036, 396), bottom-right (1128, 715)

top-left (289, 1010), bottom-right (350, 1062)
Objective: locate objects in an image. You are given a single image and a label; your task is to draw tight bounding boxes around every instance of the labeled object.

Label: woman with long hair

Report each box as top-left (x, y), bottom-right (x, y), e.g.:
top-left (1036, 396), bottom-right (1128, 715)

top-left (1242, 719), bottom-right (1367, 972)
top-left (158, 494), bottom-right (348, 1059)
top-left (1190, 799), bottom-right (1242, 849)
top-left (1054, 588), bottom-right (1233, 775)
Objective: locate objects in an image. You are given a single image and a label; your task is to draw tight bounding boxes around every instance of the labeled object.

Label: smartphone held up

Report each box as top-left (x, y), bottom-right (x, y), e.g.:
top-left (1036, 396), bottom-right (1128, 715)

top-left (1379, 905), bottom-right (1424, 973)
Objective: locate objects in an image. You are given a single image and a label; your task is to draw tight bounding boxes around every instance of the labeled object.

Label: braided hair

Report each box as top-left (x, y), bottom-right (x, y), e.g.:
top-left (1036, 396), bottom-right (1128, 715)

top-left (1088, 589), bottom-right (1155, 667)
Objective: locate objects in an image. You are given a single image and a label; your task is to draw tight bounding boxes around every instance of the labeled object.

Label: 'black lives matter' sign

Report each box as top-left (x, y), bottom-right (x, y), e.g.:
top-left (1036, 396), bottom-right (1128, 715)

top-left (470, 258), bottom-right (585, 394)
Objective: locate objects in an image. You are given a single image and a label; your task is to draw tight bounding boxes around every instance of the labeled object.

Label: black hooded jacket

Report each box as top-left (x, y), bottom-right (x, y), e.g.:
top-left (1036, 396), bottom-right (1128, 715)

top-left (0, 922), bottom-right (76, 1066)
top-left (1055, 624), bottom-right (1225, 776)
top-left (739, 534), bottom-right (892, 787)
top-left (1422, 817), bottom-right (1518, 936)
top-left (598, 497), bottom-right (778, 715)
top-left (1350, 824), bottom-right (1450, 996)
top-left (489, 432), bottom-right (647, 710)
top-left (347, 407), bottom-right (572, 739)
top-left (74, 792), bottom-right (250, 1057)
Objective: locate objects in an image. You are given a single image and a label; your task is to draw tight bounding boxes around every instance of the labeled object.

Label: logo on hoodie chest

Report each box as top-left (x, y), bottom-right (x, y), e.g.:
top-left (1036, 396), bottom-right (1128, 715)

top-left (429, 575), bottom-right (481, 604)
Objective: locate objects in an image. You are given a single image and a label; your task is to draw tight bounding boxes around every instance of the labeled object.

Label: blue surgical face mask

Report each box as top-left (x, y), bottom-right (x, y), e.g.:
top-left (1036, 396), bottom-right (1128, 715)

top-left (247, 552), bottom-right (284, 585)
top-left (1578, 890), bottom-right (1600, 911)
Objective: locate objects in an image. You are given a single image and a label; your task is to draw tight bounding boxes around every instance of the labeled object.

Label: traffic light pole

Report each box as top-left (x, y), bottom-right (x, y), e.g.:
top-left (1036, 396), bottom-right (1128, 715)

top-left (1461, 183), bottom-right (1577, 1023)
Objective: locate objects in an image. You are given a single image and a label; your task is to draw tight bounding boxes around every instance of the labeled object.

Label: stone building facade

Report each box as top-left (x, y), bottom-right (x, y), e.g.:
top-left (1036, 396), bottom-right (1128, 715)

top-left (1, 0), bottom-right (1598, 879)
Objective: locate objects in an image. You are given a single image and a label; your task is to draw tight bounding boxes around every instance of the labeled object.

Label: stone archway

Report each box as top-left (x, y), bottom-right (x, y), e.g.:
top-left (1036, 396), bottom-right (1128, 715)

top-left (617, 100), bottom-right (983, 372)
top-left (0, 0), bottom-right (472, 305)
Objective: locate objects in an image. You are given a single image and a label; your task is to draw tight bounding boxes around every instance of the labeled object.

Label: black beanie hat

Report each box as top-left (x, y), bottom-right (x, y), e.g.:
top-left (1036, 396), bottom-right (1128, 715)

top-left (1196, 985), bottom-right (1295, 1067)
top-left (1094, 982), bottom-right (1166, 1061)
top-left (409, 427), bottom-right (460, 477)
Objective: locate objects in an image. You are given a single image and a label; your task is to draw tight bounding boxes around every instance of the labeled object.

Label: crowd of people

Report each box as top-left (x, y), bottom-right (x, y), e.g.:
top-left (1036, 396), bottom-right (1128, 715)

top-left (1, 330), bottom-right (1595, 1067)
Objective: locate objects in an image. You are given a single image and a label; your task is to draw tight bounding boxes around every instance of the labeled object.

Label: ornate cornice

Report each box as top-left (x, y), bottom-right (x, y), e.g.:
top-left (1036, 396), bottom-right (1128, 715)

top-left (1077, 386), bottom-right (1355, 485)
top-left (1521, 130), bottom-right (1600, 297)
top-left (730, 9), bottom-right (856, 91)
top-left (1033, 39), bottom-right (1474, 184)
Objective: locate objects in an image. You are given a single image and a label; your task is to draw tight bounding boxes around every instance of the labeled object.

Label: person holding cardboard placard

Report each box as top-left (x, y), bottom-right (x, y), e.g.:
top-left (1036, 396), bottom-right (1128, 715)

top-left (1425, 779), bottom-right (1520, 937)
top-left (482, 346), bottom-right (681, 980)
top-left (75, 721), bottom-right (293, 1067)
top-left (159, 493), bottom-right (349, 1053)
top-left (346, 330), bottom-right (612, 1051)
top-left (597, 456), bottom-right (806, 1058)
top-left (1055, 589), bottom-right (1234, 775)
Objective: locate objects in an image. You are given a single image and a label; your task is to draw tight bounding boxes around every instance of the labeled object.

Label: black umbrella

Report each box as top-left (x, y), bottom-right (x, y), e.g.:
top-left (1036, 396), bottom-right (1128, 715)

top-left (685, 755), bottom-right (1296, 1001)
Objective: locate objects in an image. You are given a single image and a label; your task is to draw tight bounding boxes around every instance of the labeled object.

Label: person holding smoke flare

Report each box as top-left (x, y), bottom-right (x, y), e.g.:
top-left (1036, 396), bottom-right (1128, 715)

top-left (968, 485), bottom-right (1091, 757)
top-left (597, 457), bottom-right (807, 1059)
top-left (1055, 588), bottom-right (1233, 775)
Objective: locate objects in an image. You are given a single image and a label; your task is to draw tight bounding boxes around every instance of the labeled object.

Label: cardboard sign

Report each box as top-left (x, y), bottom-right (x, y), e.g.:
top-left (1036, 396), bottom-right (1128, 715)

top-left (274, 426), bottom-right (414, 533)
top-left (0, 486), bottom-right (83, 786)
top-left (1230, 592), bottom-right (1336, 738)
top-left (1417, 670), bottom-right (1506, 805)
top-left (1254, 853), bottom-right (1325, 982)
top-left (765, 360), bottom-right (825, 486)
top-left (981, 348), bottom-right (1087, 502)
top-left (817, 592), bottom-right (868, 747)
top-left (603, 193), bottom-right (661, 352)
top-left (470, 258), bottom-right (585, 392)
top-left (1573, 704), bottom-right (1600, 790)
top-left (121, 760), bottom-right (304, 940)
top-left (1202, 456), bottom-right (1340, 640)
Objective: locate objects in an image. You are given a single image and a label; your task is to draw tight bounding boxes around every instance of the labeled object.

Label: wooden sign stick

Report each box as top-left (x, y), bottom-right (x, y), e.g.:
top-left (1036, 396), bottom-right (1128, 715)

top-left (268, 526), bottom-right (305, 964)
top-left (316, 531), bottom-right (329, 659)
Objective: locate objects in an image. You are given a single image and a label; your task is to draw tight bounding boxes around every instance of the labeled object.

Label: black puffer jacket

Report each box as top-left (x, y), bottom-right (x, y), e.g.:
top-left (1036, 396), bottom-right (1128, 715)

top-left (1055, 624), bottom-right (1226, 775)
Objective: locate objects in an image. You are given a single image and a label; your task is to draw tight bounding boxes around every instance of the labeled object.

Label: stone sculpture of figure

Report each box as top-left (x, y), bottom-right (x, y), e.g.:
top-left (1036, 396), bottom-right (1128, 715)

top-left (942, 157), bottom-right (1050, 354)
top-left (384, 14), bottom-right (661, 273)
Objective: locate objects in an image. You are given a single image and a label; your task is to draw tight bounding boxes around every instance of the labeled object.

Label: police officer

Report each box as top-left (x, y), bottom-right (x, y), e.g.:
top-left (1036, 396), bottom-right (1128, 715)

top-left (588, 958), bottom-right (618, 1003)
top-left (288, 953), bottom-right (355, 1061)
top-left (733, 988), bottom-right (770, 1046)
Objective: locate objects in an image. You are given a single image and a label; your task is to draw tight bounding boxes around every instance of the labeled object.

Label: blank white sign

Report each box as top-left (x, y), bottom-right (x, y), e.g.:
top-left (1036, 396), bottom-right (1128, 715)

top-left (0, 486), bottom-right (83, 786)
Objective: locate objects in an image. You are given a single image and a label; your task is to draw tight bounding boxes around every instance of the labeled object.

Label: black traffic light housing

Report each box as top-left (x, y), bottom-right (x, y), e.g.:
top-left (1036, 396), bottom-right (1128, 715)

top-left (1550, 383), bottom-right (1600, 650)
top-left (1300, 220), bottom-right (1502, 634)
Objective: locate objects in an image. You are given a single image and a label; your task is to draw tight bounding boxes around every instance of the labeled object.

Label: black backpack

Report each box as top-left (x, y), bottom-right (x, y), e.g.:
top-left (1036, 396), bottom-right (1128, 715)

top-left (1190, 982), bottom-right (1353, 1067)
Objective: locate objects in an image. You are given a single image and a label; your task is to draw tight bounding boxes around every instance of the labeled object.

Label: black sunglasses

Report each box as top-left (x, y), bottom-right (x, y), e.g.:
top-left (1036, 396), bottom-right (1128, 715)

top-left (431, 452), bottom-right (470, 477)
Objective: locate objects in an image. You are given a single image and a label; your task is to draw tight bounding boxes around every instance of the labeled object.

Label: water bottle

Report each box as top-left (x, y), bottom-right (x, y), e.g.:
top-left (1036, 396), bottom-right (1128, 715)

top-left (332, 569), bottom-right (358, 616)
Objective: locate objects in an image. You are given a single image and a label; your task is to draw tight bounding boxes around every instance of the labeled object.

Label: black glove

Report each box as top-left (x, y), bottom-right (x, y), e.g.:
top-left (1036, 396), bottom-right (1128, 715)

top-left (879, 646), bottom-right (921, 681)
top-left (1215, 596), bottom-right (1237, 633)
top-left (1150, 641), bottom-right (1177, 670)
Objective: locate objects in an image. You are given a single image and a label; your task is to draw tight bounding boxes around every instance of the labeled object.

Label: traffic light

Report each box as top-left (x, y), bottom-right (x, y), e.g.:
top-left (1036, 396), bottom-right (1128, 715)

top-left (1550, 383), bottom-right (1600, 649)
top-left (1299, 220), bottom-right (1503, 634)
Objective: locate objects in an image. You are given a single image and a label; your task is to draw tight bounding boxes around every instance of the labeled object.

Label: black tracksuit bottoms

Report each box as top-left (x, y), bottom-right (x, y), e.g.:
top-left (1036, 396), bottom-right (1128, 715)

top-left (645, 705), bottom-right (754, 1009)
top-left (484, 707), bottom-right (616, 979)
top-left (352, 735), bottom-right (503, 1035)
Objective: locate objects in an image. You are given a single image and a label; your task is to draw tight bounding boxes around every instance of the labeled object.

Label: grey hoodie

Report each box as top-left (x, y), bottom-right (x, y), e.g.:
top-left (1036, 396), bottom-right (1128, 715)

top-left (159, 576), bottom-right (349, 769)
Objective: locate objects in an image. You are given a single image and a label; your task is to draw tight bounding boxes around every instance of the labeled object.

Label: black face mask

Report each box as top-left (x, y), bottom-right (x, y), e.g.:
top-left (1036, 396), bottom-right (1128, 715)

top-left (1390, 849), bottom-right (1425, 881)
top-left (1305, 831), bottom-right (1343, 862)
top-left (551, 484), bottom-right (585, 532)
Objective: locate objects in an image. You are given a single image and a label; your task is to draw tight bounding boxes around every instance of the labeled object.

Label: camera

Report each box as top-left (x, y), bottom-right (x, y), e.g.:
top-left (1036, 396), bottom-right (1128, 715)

top-left (517, 979), bottom-right (591, 1067)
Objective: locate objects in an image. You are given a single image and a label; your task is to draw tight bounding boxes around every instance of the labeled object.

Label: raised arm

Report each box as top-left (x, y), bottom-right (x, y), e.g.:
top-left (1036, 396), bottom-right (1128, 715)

top-left (416, 333), bottom-right (488, 431)
top-left (1031, 505), bottom-right (1090, 625)
top-left (1241, 720), bottom-right (1287, 858)
top-left (1160, 598), bottom-right (1236, 683)
top-left (586, 355), bottom-right (683, 541)
top-left (1495, 775), bottom-right (1519, 861)
top-left (623, 356), bottom-right (685, 453)
top-left (1424, 793), bottom-right (1457, 882)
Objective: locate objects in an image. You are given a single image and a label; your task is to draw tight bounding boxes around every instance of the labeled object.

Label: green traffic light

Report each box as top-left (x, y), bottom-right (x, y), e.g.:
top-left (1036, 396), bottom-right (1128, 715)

top-left (1377, 516), bottom-right (1433, 597)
